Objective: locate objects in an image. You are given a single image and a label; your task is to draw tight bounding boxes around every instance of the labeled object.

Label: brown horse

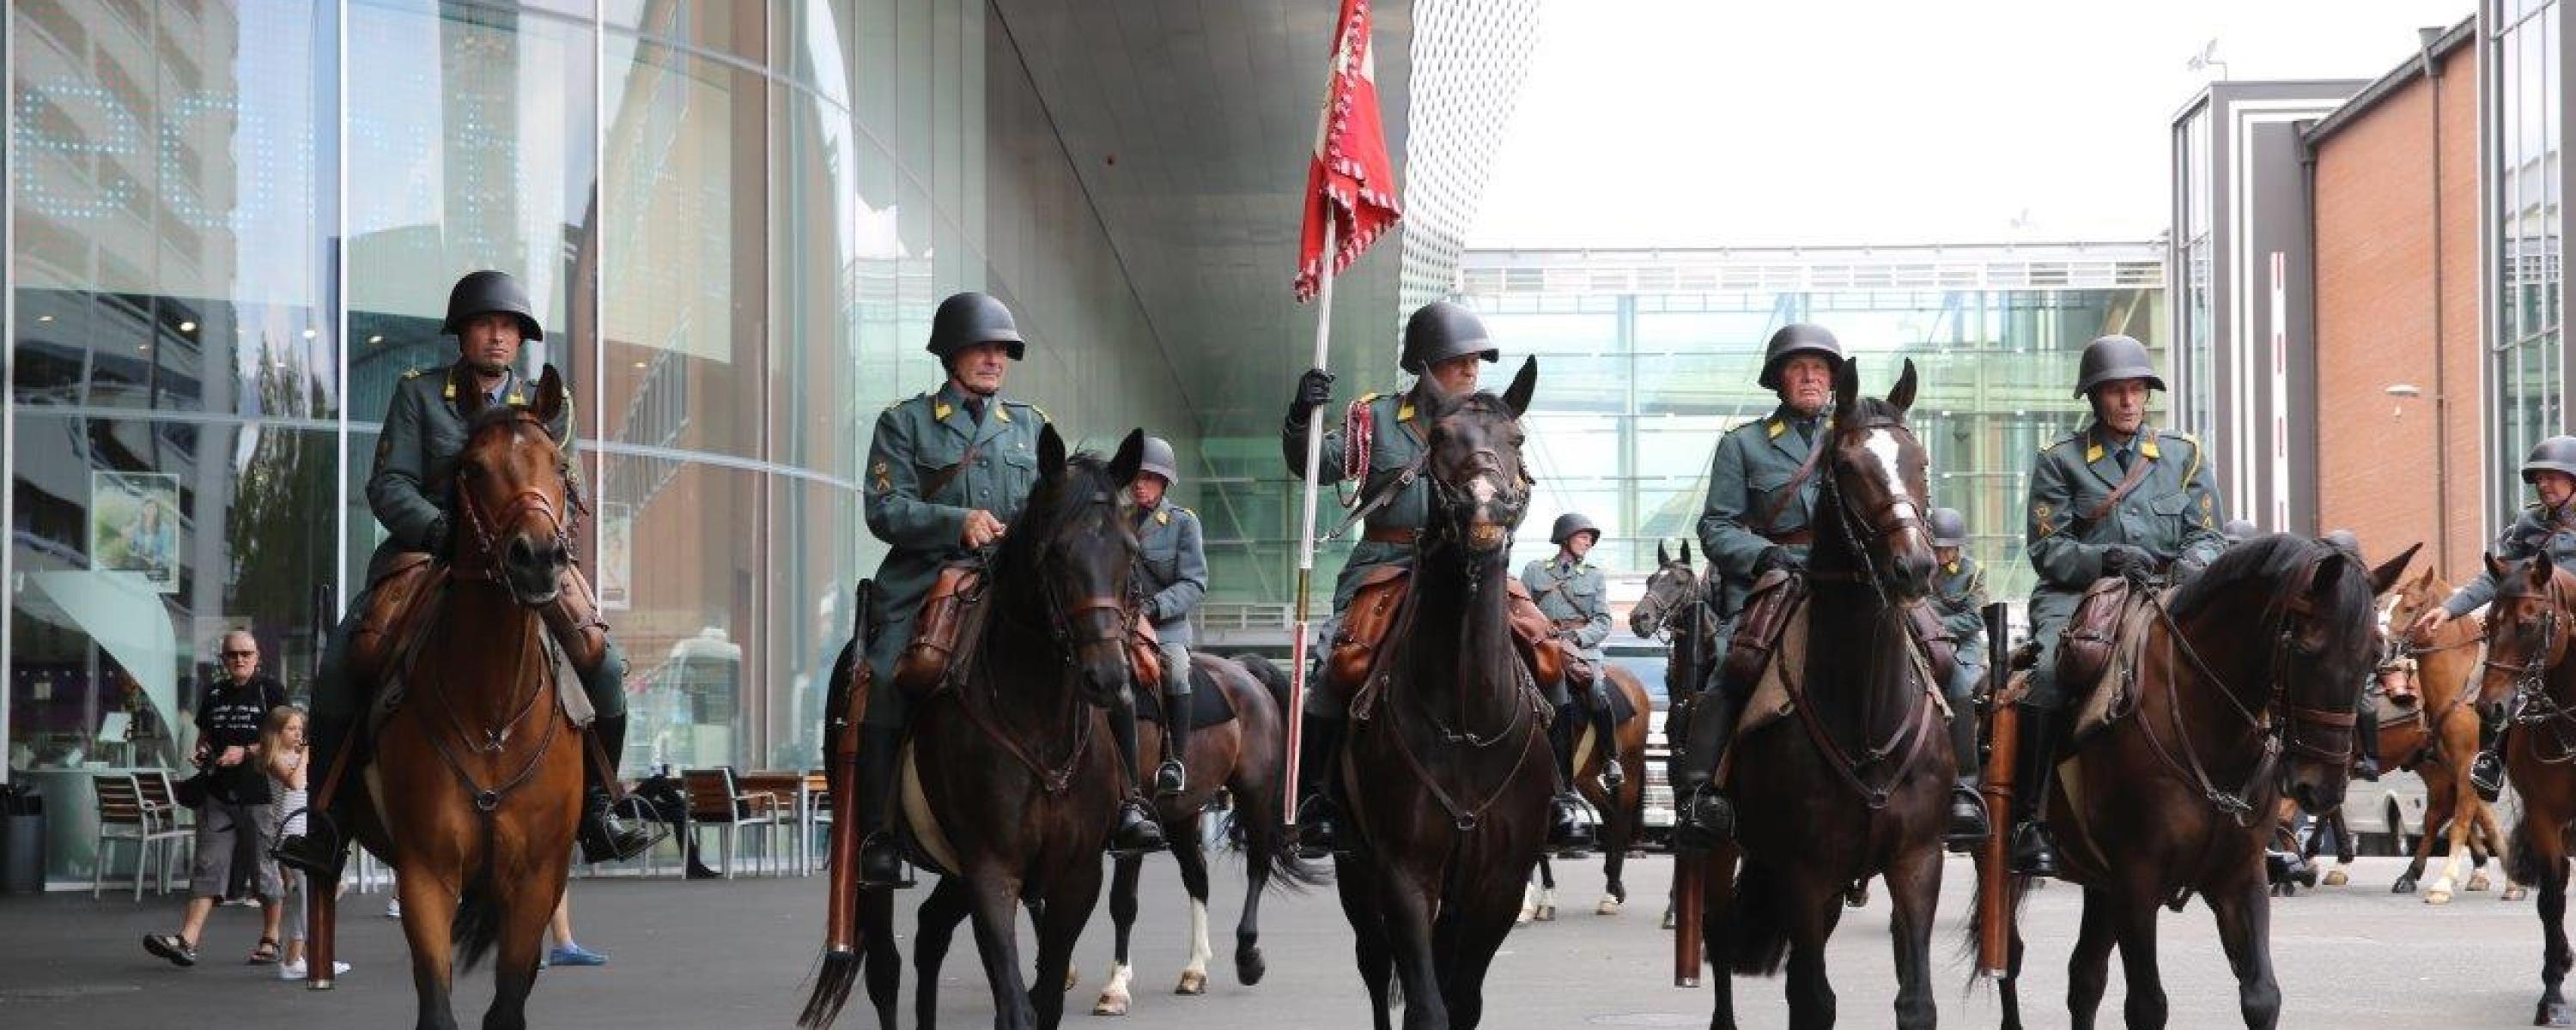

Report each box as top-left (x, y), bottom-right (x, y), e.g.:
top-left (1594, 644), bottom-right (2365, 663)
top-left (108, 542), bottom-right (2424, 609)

top-left (1632, 540), bottom-right (1716, 932)
top-left (1334, 358), bottom-right (1554, 1030)
top-left (1976, 534), bottom-right (2412, 1030)
top-left (1088, 653), bottom-right (1321, 1016)
top-left (316, 367), bottom-right (589, 1030)
top-left (2351, 565), bottom-right (2516, 901)
top-left (1522, 665), bottom-right (1651, 923)
top-left (1689, 357), bottom-right (1949, 1030)
top-left (2471, 554), bottom-right (2576, 1026)
top-left (800, 428), bottom-right (1148, 1030)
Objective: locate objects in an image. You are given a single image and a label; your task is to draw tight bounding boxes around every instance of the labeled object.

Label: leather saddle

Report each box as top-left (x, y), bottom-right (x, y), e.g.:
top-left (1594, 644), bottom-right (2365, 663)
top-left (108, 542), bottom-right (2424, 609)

top-left (1326, 565), bottom-right (1562, 710)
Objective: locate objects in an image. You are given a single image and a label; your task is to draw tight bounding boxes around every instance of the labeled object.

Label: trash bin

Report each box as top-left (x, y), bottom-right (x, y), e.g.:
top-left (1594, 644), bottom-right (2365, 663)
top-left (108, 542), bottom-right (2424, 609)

top-left (1, 784), bottom-right (43, 894)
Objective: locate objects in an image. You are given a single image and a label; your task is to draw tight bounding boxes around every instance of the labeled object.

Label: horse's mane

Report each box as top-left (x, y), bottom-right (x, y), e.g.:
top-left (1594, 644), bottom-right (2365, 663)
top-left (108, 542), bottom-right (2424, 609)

top-left (996, 451), bottom-right (1135, 572)
top-left (1837, 394), bottom-right (1905, 427)
top-left (2168, 533), bottom-right (2368, 626)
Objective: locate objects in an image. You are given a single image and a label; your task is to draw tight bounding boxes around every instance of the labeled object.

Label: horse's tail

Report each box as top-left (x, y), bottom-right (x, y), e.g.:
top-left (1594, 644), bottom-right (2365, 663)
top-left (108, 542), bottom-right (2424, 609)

top-left (1957, 863), bottom-right (2034, 990)
top-left (2512, 817), bottom-right (2551, 886)
top-left (1232, 654), bottom-right (1327, 893)
top-left (1725, 859), bottom-right (1791, 976)
top-left (450, 833), bottom-right (505, 972)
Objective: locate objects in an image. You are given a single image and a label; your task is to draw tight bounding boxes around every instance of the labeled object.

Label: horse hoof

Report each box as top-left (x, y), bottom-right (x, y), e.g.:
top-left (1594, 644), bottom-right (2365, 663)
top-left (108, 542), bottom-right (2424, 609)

top-left (2427, 888), bottom-right (2453, 906)
top-left (1516, 906), bottom-right (1534, 926)
top-left (2472, 873), bottom-right (2495, 891)
top-left (2393, 879), bottom-right (2418, 894)
top-left (1596, 896), bottom-right (1621, 916)
top-left (2509, 886), bottom-right (2533, 902)
top-left (2323, 869), bottom-right (2348, 887)
top-left (1660, 909), bottom-right (1676, 931)
top-left (2537, 1000), bottom-right (2571, 1026)
top-left (1236, 947), bottom-right (1267, 986)
top-left (1092, 992), bottom-right (1129, 1017)
top-left (1175, 970), bottom-right (1206, 996)
top-left (1536, 903), bottom-right (1558, 922)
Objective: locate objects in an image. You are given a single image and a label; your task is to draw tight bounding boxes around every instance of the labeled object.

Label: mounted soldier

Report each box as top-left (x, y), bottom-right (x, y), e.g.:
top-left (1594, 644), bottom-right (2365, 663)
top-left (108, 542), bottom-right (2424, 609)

top-left (1524, 512), bottom-right (1619, 843)
top-left (1927, 506), bottom-right (1992, 845)
top-left (275, 270), bottom-right (652, 876)
top-left (2409, 434), bottom-right (2576, 802)
top-left (1282, 300), bottom-right (1564, 855)
top-left (2012, 333), bottom-right (2227, 876)
top-left (1130, 434), bottom-right (1208, 797)
top-left (850, 291), bottom-right (1163, 888)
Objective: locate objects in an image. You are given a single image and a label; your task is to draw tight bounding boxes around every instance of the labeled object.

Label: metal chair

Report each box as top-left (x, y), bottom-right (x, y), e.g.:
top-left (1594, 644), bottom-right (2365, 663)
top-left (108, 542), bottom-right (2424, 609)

top-left (133, 769), bottom-right (197, 885)
top-left (680, 767), bottom-right (782, 878)
top-left (93, 774), bottom-right (189, 900)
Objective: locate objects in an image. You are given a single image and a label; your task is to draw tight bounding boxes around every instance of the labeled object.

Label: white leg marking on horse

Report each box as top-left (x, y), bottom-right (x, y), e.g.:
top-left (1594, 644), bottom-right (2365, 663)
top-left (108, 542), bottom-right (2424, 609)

top-left (1093, 961), bottom-right (1133, 1016)
top-left (1185, 899), bottom-right (1212, 977)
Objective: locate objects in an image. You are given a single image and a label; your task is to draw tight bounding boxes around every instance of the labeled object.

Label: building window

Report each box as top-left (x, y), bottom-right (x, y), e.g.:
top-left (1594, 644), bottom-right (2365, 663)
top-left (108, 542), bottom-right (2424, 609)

top-left (2494, 0), bottom-right (2565, 524)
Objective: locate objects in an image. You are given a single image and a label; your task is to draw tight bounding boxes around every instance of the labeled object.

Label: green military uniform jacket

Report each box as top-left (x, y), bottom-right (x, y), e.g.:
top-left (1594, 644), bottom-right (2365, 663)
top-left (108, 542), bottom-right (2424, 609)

top-left (1696, 405), bottom-right (1826, 618)
top-left (2022, 422), bottom-right (2226, 702)
top-left (1285, 387), bottom-right (1435, 612)
top-left (366, 363), bottom-right (570, 582)
top-left (1931, 554), bottom-right (1989, 663)
top-left (863, 381), bottom-right (1050, 633)
top-left (1135, 499), bottom-right (1208, 647)
top-left (2444, 502), bottom-right (2576, 617)
top-left (1521, 555), bottom-right (1611, 659)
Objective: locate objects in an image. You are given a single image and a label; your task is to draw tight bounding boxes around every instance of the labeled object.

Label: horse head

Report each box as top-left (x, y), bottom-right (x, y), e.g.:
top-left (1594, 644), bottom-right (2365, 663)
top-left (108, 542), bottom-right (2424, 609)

top-left (1822, 357), bottom-right (1936, 600)
top-left (451, 364), bottom-right (574, 607)
top-left (1631, 540), bottom-right (1698, 639)
top-left (1419, 357), bottom-right (1537, 558)
top-left (1012, 425), bottom-right (1147, 709)
top-left (2476, 552), bottom-right (2575, 728)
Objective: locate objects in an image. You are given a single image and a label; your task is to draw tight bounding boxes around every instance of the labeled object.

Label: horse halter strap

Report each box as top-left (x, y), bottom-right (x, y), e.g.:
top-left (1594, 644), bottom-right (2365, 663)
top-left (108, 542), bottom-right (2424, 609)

top-left (2138, 548), bottom-right (2355, 820)
top-left (450, 413), bottom-right (574, 584)
top-left (1819, 417), bottom-right (1926, 606)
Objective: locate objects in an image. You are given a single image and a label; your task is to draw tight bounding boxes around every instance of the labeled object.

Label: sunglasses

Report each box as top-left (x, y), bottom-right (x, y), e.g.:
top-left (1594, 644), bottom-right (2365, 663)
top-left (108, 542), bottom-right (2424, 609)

top-left (222, 650), bottom-right (257, 659)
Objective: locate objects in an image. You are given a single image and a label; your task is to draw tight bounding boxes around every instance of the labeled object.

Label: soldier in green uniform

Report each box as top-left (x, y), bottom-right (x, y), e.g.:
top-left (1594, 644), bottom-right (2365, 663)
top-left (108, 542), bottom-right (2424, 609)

top-left (1281, 300), bottom-right (1499, 855)
top-left (1926, 506), bottom-right (1992, 844)
top-left (854, 292), bottom-right (1164, 887)
top-left (1524, 512), bottom-right (1618, 845)
top-left (276, 270), bottom-right (652, 875)
top-left (2222, 518), bottom-right (2259, 545)
top-left (1672, 323), bottom-right (1841, 847)
top-left (2409, 435), bottom-right (2576, 801)
top-left (1130, 435), bottom-right (1208, 797)
top-left (2014, 333), bottom-right (2227, 876)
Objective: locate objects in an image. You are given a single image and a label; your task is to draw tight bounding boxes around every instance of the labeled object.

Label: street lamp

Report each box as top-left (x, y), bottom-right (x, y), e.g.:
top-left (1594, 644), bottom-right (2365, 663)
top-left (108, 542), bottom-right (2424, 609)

top-left (2187, 39), bottom-right (2230, 80)
top-left (2387, 383), bottom-right (2421, 420)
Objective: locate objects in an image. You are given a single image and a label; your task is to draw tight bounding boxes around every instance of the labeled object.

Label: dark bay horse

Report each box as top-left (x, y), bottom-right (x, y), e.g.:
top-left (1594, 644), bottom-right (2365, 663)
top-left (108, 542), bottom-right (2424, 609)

top-left (1692, 357), bottom-right (1950, 1030)
top-left (1977, 534), bottom-right (2410, 1030)
top-left (1522, 663), bottom-right (1651, 922)
top-left (326, 367), bottom-right (589, 1030)
top-left (1089, 653), bottom-right (1321, 1016)
top-left (2470, 554), bottom-right (2576, 1025)
top-left (800, 427), bottom-right (1147, 1030)
top-left (1632, 540), bottom-right (1716, 932)
top-left (1335, 357), bottom-right (1554, 1030)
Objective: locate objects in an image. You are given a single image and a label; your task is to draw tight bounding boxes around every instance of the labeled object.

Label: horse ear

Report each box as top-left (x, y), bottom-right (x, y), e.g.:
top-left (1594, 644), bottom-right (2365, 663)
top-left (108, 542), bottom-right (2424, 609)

top-left (1039, 423), bottom-right (1067, 481)
top-left (1109, 429), bottom-right (1145, 485)
top-left (1888, 358), bottom-right (1918, 415)
top-left (2532, 554), bottom-right (2557, 590)
top-left (1680, 539), bottom-right (1693, 566)
top-left (1501, 356), bottom-right (1539, 418)
top-left (2308, 551), bottom-right (2349, 603)
top-left (1657, 541), bottom-right (1672, 567)
top-left (2367, 542), bottom-right (2422, 597)
top-left (2488, 551), bottom-right (2509, 581)
top-left (532, 364), bottom-right (567, 430)
top-left (1833, 355), bottom-right (1860, 415)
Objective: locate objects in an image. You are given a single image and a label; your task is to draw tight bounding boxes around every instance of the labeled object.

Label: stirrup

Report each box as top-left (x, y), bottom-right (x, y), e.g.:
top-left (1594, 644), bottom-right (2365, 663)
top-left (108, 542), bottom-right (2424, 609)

top-left (857, 833), bottom-right (915, 890)
top-left (1153, 759), bottom-right (1188, 797)
top-left (578, 809), bottom-right (657, 864)
top-left (1108, 799), bottom-right (1167, 856)
top-left (1293, 796), bottom-right (1350, 859)
top-left (2011, 822), bottom-right (2059, 877)
top-left (1674, 787), bottom-right (1733, 849)
top-left (2471, 753), bottom-right (2505, 801)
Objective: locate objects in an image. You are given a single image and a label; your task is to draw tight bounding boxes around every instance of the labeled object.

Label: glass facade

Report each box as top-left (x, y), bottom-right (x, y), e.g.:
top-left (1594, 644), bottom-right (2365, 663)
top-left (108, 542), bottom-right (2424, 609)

top-left (1455, 246), bottom-right (2167, 603)
top-left (4, 0), bottom-right (1203, 880)
top-left (2494, 0), bottom-right (2566, 524)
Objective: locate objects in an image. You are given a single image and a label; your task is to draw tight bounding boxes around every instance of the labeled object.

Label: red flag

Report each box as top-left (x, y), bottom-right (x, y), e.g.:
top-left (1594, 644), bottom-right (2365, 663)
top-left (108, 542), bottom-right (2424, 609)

top-left (1294, 0), bottom-right (1402, 301)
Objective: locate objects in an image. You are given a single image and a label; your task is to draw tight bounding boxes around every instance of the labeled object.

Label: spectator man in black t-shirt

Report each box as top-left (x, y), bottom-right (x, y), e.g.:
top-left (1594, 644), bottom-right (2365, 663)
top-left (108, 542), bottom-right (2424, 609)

top-left (144, 630), bottom-right (290, 967)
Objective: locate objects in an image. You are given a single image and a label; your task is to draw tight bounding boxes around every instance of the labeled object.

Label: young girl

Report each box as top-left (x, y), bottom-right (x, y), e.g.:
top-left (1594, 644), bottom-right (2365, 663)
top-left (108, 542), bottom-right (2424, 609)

top-left (262, 705), bottom-right (348, 981)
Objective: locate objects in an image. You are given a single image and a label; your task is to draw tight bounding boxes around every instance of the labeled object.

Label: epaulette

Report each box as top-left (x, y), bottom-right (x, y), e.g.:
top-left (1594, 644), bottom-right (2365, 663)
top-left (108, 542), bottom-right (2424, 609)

top-left (1000, 399), bottom-right (1048, 423)
top-left (401, 367), bottom-right (427, 379)
top-left (1173, 506), bottom-right (1194, 518)
top-left (2040, 432), bottom-right (2082, 456)
top-left (1356, 391), bottom-right (1383, 405)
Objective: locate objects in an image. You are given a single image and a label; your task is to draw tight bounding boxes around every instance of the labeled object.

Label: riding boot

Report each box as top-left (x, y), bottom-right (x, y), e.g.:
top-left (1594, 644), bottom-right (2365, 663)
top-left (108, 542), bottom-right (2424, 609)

top-left (2471, 706), bottom-right (2507, 803)
top-left (855, 725), bottom-right (913, 888)
top-left (574, 714), bottom-right (655, 863)
top-left (2352, 695), bottom-right (2382, 782)
top-left (1295, 716), bottom-right (1349, 858)
top-left (1105, 695), bottom-right (1168, 857)
top-left (1588, 679), bottom-right (1625, 791)
top-left (1547, 705), bottom-right (1593, 856)
top-left (1154, 705), bottom-right (1191, 798)
top-left (272, 713), bottom-right (357, 876)
top-left (2010, 706), bottom-right (2062, 877)
top-left (1945, 703), bottom-right (1988, 848)
top-left (1672, 688), bottom-right (1741, 850)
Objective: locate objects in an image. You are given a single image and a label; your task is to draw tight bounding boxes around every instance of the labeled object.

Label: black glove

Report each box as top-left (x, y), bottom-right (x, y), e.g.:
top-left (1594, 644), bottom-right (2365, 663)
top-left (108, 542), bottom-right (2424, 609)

top-left (423, 517), bottom-right (453, 555)
top-left (2099, 544), bottom-right (2155, 579)
top-left (1288, 367), bottom-right (1335, 424)
top-left (1753, 548), bottom-right (1804, 577)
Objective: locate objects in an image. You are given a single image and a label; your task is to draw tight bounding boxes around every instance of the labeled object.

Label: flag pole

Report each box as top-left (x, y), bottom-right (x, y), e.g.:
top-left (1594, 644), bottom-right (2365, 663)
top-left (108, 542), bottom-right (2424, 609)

top-left (1282, 217), bottom-right (1338, 828)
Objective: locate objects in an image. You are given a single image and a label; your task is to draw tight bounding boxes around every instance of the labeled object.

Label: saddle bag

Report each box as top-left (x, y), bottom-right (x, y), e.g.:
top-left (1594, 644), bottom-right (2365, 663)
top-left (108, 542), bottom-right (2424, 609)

top-left (1329, 566), bottom-right (1412, 697)
top-left (1506, 580), bottom-right (1564, 693)
top-left (1903, 599), bottom-right (1959, 691)
top-left (896, 564), bottom-right (984, 695)
top-left (2054, 575), bottom-right (2135, 694)
top-left (1128, 620), bottom-right (1164, 698)
top-left (1722, 569), bottom-right (1806, 693)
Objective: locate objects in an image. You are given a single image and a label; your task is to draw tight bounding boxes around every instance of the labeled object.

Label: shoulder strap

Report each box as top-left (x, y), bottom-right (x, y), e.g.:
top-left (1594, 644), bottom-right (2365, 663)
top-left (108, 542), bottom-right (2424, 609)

top-left (919, 444), bottom-right (982, 500)
top-left (2083, 449), bottom-right (2156, 522)
top-left (1755, 430), bottom-right (1831, 530)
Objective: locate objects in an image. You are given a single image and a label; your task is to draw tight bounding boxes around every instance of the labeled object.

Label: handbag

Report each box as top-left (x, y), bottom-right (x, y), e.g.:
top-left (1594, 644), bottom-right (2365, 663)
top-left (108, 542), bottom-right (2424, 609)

top-left (173, 768), bottom-right (210, 809)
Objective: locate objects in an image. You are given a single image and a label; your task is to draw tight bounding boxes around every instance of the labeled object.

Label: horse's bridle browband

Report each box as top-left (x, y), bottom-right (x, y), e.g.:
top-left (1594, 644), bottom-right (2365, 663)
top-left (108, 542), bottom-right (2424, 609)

top-left (1817, 416), bottom-right (1929, 607)
top-left (2480, 573), bottom-right (2576, 765)
top-left (450, 411), bottom-right (575, 589)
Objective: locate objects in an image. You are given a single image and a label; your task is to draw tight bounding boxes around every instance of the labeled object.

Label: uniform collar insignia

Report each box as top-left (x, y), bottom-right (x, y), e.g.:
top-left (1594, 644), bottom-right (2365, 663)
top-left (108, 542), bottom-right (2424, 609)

top-left (1397, 400), bottom-right (1416, 423)
top-left (1155, 509), bottom-right (1171, 525)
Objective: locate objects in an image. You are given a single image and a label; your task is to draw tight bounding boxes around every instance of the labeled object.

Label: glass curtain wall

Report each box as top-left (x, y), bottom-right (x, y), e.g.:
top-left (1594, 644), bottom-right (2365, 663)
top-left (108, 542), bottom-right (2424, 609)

top-left (2494, 0), bottom-right (2566, 525)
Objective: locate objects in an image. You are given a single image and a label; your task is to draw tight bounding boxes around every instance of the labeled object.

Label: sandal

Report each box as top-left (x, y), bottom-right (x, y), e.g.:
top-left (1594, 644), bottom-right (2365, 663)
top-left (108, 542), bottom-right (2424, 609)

top-left (247, 937), bottom-right (282, 965)
top-left (143, 933), bottom-right (198, 967)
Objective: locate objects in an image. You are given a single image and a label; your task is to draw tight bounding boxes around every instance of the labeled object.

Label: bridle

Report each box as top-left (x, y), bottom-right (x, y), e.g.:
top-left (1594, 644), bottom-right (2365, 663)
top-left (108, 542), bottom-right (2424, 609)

top-left (1815, 415), bottom-right (1931, 608)
top-left (2481, 573), bottom-right (2576, 764)
top-left (448, 411), bottom-right (575, 595)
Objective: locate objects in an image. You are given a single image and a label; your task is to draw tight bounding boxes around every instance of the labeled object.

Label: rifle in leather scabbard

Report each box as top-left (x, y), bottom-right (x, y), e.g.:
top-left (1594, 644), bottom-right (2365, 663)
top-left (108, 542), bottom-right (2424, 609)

top-left (823, 580), bottom-right (877, 957)
top-left (1977, 601), bottom-right (2016, 978)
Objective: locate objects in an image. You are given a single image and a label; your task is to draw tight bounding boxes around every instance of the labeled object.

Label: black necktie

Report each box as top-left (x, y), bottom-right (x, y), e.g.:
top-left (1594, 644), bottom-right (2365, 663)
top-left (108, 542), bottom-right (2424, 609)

top-left (962, 396), bottom-right (986, 424)
top-left (2115, 447), bottom-right (2133, 473)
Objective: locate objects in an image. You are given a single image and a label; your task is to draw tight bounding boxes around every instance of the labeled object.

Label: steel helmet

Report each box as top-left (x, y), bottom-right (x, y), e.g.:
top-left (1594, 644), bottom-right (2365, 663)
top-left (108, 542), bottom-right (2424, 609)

top-left (1138, 435), bottom-right (1180, 486)
top-left (1399, 302), bottom-right (1500, 374)
top-left (2073, 334), bottom-right (2165, 398)
top-left (1927, 507), bottom-right (1970, 548)
top-left (2522, 435), bottom-right (2576, 483)
top-left (1549, 512), bottom-right (1601, 546)
top-left (441, 270), bottom-right (544, 341)
top-left (926, 292), bottom-right (1025, 362)
top-left (1757, 324), bottom-right (1844, 391)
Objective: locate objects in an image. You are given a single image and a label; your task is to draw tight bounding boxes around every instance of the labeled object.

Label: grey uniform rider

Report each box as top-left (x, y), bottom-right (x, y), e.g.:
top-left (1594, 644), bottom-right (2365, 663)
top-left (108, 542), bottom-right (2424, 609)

top-left (2014, 334), bottom-right (2228, 876)
top-left (276, 270), bottom-right (651, 876)
top-left (853, 292), bottom-right (1163, 888)
top-left (2409, 435), bottom-right (2576, 802)
top-left (1523, 512), bottom-right (1619, 842)
top-left (1927, 507), bottom-right (1993, 845)
top-left (1672, 324), bottom-right (1841, 847)
top-left (1283, 301), bottom-right (1501, 856)
top-left (1129, 435), bottom-right (1209, 797)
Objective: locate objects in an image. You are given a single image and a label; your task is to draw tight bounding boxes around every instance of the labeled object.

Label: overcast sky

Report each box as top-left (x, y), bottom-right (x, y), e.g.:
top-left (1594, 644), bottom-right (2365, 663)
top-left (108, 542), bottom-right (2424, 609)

top-left (1471, 0), bottom-right (2478, 249)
